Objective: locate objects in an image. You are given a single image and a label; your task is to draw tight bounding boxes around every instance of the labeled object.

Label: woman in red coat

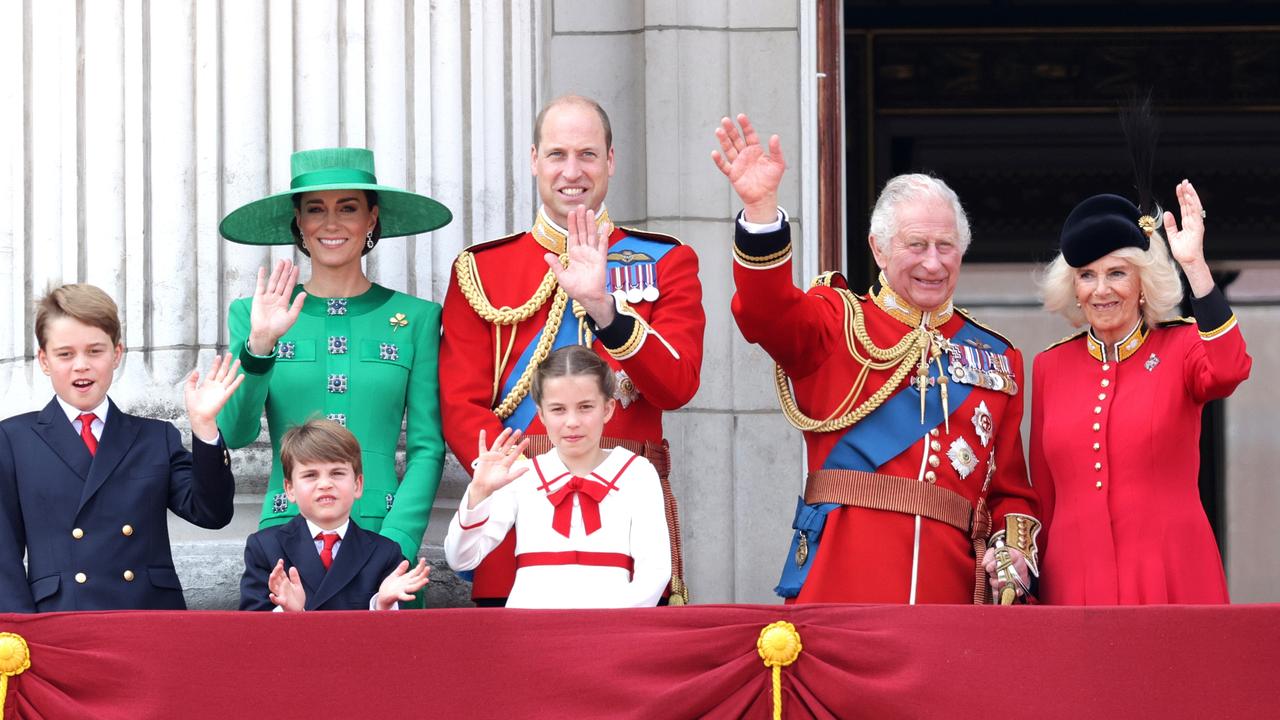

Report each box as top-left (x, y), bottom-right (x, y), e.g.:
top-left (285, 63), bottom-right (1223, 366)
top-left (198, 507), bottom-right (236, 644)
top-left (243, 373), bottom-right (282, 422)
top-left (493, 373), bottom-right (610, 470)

top-left (1032, 181), bottom-right (1251, 604)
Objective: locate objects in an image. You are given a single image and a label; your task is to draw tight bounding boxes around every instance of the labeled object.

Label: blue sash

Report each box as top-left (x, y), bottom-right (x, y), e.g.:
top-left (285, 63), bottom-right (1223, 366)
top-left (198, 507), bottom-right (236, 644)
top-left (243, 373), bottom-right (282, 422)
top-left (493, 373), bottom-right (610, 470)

top-left (498, 234), bottom-right (676, 432)
top-left (774, 318), bottom-right (1008, 597)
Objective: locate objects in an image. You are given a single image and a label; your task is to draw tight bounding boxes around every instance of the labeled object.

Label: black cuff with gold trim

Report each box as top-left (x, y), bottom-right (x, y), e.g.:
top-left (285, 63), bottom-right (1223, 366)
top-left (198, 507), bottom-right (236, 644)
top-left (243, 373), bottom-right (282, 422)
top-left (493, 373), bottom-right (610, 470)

top-left (1191, 285), bottom-right (1234, 339)
top-left (238, 341), bottom-right (276, 375)
top-left (734, 215), bottom-right (792, 267)
top-left (589, 311), bottom-right (639, 353)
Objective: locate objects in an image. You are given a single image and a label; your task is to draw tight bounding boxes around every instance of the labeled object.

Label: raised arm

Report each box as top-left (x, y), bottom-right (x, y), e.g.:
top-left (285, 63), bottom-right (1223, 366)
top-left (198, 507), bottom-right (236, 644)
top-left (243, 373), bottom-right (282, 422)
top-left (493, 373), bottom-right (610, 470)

top-left (714, 113), bottom-right (840, 377)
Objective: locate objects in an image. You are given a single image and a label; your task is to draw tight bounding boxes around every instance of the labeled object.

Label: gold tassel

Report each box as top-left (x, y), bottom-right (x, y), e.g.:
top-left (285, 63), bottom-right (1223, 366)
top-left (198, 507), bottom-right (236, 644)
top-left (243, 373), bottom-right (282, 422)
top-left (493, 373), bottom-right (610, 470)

top-left (0, 632), bottom-right (32, 718)
top-left (758, 621), bottom-right (803, 720)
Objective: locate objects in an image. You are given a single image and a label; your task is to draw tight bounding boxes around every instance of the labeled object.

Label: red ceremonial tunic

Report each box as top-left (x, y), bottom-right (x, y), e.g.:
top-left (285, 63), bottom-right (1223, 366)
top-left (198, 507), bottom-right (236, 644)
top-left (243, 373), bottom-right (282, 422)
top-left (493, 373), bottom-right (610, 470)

top-left (1033, 288), bottom-right (1251, 605)
top-left (440, 208), bottom-right (704, 599)
top-left (732, 219), bottom-right (1039, 604)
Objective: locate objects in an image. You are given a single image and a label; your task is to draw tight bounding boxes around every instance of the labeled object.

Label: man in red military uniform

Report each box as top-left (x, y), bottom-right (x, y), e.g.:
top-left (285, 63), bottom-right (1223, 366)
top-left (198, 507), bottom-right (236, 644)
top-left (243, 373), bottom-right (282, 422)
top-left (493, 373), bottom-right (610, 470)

top-left (441, 95), bottom-right (704, 605)
top-left (712, 114), bottom-right (1040, 604)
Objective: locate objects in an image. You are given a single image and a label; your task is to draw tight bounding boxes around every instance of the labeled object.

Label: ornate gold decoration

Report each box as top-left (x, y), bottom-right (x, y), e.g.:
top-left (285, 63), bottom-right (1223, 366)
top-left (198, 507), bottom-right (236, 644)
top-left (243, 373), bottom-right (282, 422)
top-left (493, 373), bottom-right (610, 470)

top-left (388, 312), bottom-right (408, 332)
top-left (1138, 215), bottom-right (1157, 237)
top-left (454, 250), bottom-right (570, 419)
top-left (0, 632), bottom-right (32, 716)
top-left (531, 205), bottom-right (612, 255)
top-left (776, 288), bottom-right (943, 433)
top-left (733, 242), bottom-right (793, 268)
top-left (757, 621), bottom-right (803, 720)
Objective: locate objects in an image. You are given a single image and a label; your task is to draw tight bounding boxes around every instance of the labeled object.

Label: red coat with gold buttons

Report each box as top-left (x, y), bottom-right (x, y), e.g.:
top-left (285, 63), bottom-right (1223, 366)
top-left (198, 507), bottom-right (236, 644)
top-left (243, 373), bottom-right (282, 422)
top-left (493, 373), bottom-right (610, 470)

top-left (1033, 287), bottom-right (1251, 605)
top-left (732, 220), bottom-right (1039, 604)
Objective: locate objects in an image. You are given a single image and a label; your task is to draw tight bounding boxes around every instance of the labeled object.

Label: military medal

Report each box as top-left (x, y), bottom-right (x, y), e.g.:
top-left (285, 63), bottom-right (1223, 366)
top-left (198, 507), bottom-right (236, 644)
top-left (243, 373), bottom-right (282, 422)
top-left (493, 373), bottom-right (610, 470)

top-left (971, 401), bottom-right (993, 447)
top-left (1145, 353), bottom-right (1160, 372)
top-left (641, 263), bottom-right (660, 302)
top-left (947, 340), bottom-right (1017, 395)
top-left (795, 532), bottom-right (809, 567)
top-left (614, 369), bottom-right (640, 409)
top-left (947, 437), bottom-right (978, 479)
top-left (626, 266), bottom-right (644, 304)
top-left (610, 267), bottom-right (628, 302)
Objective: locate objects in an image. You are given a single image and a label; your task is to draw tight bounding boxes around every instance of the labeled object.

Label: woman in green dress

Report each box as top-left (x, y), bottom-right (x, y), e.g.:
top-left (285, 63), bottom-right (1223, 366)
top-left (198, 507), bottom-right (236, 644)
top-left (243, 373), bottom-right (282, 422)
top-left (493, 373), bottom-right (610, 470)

top-left (218, 148), bottom-right (451, 566)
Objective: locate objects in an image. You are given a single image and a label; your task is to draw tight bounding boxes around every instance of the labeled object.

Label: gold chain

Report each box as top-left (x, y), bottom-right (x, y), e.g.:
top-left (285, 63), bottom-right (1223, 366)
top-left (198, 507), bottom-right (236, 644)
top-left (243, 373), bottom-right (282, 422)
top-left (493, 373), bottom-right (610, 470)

top-left (455, 249), bottom-right (571, 419)
top-left (776, 289), bottom-right (930, 432)
top-left (455, 250), bottom-right (559, 325)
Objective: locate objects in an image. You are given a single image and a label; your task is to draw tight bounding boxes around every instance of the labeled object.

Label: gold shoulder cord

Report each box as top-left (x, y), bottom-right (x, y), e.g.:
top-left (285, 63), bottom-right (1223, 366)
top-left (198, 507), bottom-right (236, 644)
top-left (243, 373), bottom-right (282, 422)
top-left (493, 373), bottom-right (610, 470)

top-left (775, 288), bottom-right (934, 433)
top-left (455, 250), bottom-right (569, 419)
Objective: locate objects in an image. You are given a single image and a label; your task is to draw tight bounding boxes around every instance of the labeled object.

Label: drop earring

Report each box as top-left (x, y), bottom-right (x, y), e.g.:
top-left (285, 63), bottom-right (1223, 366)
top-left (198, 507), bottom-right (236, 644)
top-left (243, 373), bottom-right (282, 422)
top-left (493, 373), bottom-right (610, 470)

top-left (366, 231), bottom-right (375, 250)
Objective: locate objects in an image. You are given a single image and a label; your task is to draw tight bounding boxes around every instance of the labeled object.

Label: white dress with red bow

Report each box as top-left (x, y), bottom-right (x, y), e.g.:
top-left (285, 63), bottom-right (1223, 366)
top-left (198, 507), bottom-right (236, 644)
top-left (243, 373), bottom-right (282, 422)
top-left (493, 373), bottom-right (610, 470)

top-left (444, 447), bottom-right (672, 608)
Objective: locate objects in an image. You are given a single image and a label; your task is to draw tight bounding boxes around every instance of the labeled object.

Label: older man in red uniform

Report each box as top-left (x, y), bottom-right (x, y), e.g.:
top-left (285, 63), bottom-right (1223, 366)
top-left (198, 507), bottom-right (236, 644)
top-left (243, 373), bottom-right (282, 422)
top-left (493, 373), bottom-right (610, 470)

top-left (441, 95), bottom-right (704, 605)
top-left (712, 114), bottom-right (1040, 603)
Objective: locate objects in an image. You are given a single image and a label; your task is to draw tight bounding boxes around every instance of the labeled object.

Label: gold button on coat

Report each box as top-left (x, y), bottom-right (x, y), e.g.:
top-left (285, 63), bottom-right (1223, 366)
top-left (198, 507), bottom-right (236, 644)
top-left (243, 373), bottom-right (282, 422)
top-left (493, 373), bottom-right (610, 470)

top-left (1094, 462), bottom-right (1102, 471)
top-left (924, 471), bottom-right (937, 482)
top-left (123, 570), bottom-right (135, 582)
top-left (72, 528), bottom-right (84, 539)
top-left (1093, 406), bottom-right (1102, 414)
top-left (928, 455), bottom-right (940, 468)
top-left (1093, 442), bottom-right (1101, 451)
top-left (1101, 379), bottom-right (1110, 388)
top-left (930, 428), bottom-right (939, 437)
top-left (75, 572), bottom-right (87, 584)
top-left (122, 524), bottom-right (134, 536)
top-left (1098, 393), bottom-right (1107, 401)
top-left (1095, 481), bottom-right (1103, 489)
top-left (1092, 423), bottom-right (1101, 432)
top-left (930, 440), bottom-right (942, 452)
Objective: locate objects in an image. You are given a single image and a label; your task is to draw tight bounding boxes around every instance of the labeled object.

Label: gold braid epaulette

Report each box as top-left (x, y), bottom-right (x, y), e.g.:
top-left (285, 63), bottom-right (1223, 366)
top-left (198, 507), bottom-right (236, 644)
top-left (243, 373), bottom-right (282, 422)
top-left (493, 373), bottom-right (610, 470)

top-left (776, 288), bottom-right (931, 433)
top-left (454, 250), bottom-right (569, 419)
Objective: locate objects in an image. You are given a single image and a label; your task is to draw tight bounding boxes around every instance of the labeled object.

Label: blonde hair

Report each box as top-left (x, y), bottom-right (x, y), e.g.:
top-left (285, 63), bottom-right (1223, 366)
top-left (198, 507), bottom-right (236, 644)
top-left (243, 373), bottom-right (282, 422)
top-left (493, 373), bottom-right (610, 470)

top-left (35, 284), bottom-right (122, 348)
top-left (1040, 231), bottom-right (1184, 327)
top-left (280, 419), bottom-right (363, 480)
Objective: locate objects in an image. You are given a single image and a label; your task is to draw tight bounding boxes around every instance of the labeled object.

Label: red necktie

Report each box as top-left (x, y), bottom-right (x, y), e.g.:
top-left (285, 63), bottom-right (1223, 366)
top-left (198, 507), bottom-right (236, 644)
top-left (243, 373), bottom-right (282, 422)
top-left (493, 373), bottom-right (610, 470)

top-left (78, 413), bottom-right (98, 456)
top-left (546, 477), bottom-right (611, 538)
top-left (317, 532), bottom-right (340, 570)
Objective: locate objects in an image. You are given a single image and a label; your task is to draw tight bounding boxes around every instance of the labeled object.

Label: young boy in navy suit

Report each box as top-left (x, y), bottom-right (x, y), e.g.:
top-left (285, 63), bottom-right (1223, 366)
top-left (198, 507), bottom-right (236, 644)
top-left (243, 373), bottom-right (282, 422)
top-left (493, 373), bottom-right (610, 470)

top-left (239, 419), bottom-right (430, 611)
top-left (0, 284), bottom-right (242, 612)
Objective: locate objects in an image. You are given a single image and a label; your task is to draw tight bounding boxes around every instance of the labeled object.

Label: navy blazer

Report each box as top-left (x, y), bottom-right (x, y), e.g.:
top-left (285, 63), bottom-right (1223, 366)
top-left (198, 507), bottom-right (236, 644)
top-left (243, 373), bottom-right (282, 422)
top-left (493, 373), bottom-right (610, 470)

top-left (240, 514), bottom-right (405, 611)
top-left (0, 398), bottom-right (236, 612)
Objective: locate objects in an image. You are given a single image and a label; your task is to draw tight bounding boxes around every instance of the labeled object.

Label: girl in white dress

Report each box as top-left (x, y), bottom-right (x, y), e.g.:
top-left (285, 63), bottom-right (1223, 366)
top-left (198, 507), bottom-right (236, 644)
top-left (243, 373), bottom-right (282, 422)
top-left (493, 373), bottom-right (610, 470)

top-left (444, 346), bottom-right (672, 608)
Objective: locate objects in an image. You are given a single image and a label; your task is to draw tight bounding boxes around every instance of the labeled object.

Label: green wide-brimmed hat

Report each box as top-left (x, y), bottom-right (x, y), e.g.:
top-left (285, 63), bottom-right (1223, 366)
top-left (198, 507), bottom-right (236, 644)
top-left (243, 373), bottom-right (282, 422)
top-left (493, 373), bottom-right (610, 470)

top-left (219, 147), bottom-right (452, 245)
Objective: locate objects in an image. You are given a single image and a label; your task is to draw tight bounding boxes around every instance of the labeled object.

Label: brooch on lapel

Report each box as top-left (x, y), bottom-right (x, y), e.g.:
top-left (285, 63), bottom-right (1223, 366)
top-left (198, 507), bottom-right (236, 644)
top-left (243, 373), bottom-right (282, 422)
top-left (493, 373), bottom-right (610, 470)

top-left (389, 312), bottom-right (408, 332)
top-left (385, 493), bottom-right (395, 512)
top-left (379, 343), bottom-right (399, 361)
top-left (272, 492), bottom-right (290, 514)
top-left (327, 298), bottom-right (348, 316)
top-left (1145, 353), bottom-right (1160, 372)
top-left (276, 341), bottom-right (296, 359)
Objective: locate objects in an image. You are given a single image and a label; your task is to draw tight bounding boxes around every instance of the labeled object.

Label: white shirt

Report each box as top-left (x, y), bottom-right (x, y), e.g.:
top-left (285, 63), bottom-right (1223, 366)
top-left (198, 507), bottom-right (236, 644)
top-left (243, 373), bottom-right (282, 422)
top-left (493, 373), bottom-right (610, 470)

top-left (55, 395), bottom-right (110, 441)
top-left (445, 447), bottom-right (672, 609)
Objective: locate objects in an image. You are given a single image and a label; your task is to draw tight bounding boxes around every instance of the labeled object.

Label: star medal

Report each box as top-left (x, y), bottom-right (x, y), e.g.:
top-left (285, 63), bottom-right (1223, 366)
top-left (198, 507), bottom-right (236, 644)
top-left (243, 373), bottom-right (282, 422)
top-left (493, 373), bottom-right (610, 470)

top-left (641, 263), bottom-right (660, 302)
top-left (614, 369), bottom-right (640, 409)
top-left (971, 401), bottom-right (994, 447)
top-left (947, 437), bottom-right (979, 479)
top-left (389, 312), bottom-right (408, 332)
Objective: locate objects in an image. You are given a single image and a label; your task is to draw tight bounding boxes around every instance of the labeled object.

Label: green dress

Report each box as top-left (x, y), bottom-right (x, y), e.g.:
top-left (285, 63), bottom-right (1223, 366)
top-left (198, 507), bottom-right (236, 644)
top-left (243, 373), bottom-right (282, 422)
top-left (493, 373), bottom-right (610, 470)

top-left (219, 283), bottom-right (444, 562)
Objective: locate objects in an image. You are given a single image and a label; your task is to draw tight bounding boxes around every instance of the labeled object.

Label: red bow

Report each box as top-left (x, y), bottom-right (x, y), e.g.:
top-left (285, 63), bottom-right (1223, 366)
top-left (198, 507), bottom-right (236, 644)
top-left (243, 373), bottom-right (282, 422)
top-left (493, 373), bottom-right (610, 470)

top-left (546, 476), bottom-right (611, 538)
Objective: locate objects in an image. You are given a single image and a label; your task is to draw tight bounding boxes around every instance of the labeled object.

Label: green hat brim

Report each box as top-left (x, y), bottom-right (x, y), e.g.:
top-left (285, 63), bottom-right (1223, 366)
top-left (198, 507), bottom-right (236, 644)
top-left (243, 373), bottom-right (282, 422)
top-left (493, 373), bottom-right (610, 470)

top-left (219, 183), bottom-right (452, 245)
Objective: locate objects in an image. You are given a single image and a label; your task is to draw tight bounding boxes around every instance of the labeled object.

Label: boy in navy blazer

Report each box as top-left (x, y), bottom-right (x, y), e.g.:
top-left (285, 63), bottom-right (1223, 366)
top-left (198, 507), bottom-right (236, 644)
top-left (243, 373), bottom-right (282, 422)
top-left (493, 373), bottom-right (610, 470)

top-left (0, 284), bottom-right (243, 612)
top-left (239, 419), bottom-right (430, 611)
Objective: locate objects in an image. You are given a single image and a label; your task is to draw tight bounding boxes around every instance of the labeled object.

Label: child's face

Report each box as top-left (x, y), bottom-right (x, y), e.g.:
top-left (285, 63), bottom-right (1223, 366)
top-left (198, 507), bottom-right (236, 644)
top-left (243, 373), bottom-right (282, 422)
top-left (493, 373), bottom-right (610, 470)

top-left (37, 316), bottom-right (123, 412)
top-left (535, 375), bottom-right (616, 462)
top-left (285, 460), bottom-right (364, 530)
